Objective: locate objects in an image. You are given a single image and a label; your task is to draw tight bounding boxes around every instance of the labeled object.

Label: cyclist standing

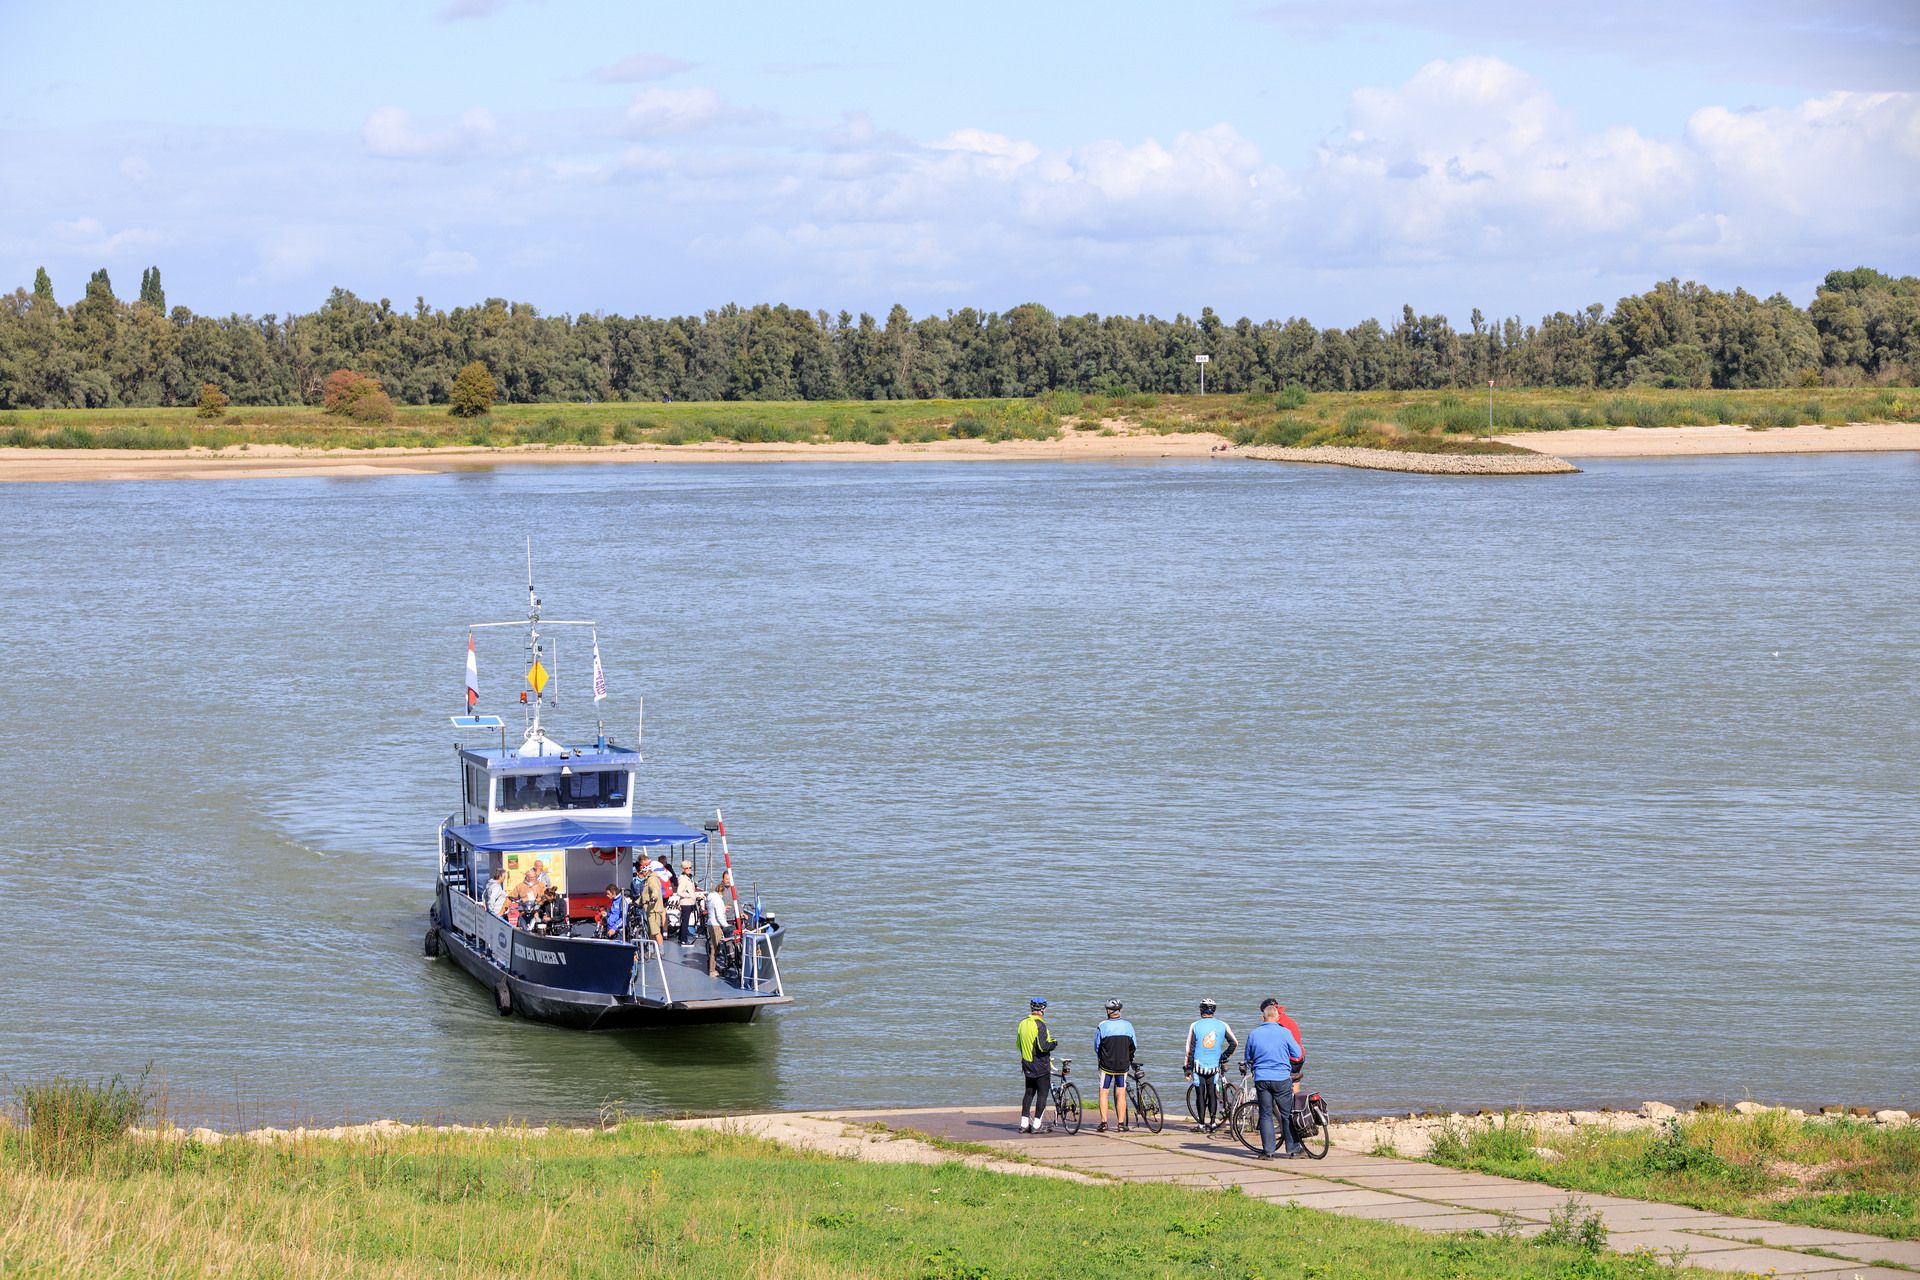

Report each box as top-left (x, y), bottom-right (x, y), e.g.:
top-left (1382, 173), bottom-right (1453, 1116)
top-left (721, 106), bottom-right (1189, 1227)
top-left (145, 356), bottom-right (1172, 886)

top-left (1016, 998), bottom-right (1059, 1133)
top-left (1094, 999), bottom-right (1136, 1133)
top-left (1244, 997), bottom-right (1305, 1158)
top-left (1183, 999), bottom-right (1239, 1133)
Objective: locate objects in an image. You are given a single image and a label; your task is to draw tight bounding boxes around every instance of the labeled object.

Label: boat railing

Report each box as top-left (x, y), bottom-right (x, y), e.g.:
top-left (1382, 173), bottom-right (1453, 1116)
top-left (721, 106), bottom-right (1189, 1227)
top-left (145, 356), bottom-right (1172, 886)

top-left (631, 939), bottom-right (674, 1005)
top-left (741, 928), bottom-right (783, 998)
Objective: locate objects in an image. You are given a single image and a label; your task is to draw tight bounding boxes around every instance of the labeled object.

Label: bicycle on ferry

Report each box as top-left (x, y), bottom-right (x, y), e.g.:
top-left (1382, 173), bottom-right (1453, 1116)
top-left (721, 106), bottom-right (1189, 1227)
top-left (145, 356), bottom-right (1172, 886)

top-left (1231, 1088), bottom-right (1331, 1159)
top-left (1044, 1059), bottom-right (1082, 1135)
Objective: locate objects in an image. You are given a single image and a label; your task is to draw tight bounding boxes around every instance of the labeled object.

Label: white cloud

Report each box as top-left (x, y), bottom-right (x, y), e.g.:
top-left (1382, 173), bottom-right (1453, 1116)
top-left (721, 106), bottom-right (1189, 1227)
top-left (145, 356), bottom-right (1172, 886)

top-left (119, 156), bottom-right (152, 183)
top-left (360, 106), bottom-right (498, 161)
top-left (591, 54), bottom-right (695, 84)
top-left (416, 249), bottom-right (479, 274)
top-left (437, 0), bottom-right (509, 20)
top-left (53, 216), bottom-right (161, 256)
top-left (621, 87), bottom-right (732, 138)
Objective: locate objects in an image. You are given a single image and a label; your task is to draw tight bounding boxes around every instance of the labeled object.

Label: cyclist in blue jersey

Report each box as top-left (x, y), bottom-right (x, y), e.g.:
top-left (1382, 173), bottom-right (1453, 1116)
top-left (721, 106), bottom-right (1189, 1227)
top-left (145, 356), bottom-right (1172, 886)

top-left (1183, 999), bottom-right (1239, 1133)
top-left (1094, 999), bottom-right (1136, 1133)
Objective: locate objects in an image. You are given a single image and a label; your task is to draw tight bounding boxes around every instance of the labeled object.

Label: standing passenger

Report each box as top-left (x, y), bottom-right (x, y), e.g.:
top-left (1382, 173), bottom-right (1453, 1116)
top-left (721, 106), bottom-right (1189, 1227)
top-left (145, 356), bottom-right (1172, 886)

top-left (703, 879), bottom-right (732, 976)
top-left (602, 881), bottom-right (626, 940)
top-left (485, 870), bottom-right (507, 917)
top-left (672, 860), bottom-right (700, 945)
top-left (638, 866), bottom-right (665, 944)
top-left (1095, 1000), bottom-right (1136, 1133)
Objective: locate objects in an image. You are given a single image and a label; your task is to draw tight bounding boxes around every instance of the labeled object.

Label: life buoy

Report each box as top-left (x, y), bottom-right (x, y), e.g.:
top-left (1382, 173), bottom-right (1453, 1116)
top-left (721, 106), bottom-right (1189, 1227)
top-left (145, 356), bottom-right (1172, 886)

top-left (593, 847), bottom-right (617, 863)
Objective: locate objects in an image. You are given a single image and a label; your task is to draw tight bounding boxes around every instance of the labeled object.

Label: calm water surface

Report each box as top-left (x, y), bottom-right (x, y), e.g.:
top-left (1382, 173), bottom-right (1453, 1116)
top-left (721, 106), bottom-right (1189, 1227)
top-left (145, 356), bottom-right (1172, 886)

top-left (5, 454), bottom-right (1917, 1123)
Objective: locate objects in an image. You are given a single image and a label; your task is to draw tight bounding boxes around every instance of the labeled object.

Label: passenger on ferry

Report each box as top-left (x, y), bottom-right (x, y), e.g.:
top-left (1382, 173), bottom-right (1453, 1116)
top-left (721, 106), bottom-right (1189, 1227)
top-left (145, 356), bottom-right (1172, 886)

top-left (540, 884), bottom-right (567, 933)
top-left (703, 874), bottom-right (733, 977)
top-left (600, 882), bottom-right (626, 940)
top-left (673, 860), bottom-right (700, 944)
top-left (638, 864), bottom-right (666, 944)
top-left (485, 870), bottom-right (507, 917)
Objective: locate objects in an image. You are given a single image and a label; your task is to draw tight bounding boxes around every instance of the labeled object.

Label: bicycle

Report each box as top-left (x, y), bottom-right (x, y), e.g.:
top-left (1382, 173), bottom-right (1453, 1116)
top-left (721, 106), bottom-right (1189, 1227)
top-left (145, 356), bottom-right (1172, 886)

top-left (1044, 1058), bottom-right (1082, 1135)
top-left (1125, 1063), bottom-right (1164, 1134)
top-left (1231, 1088), bottom-right (1330, 1159)
top-left (1185, 1061), bottom-right (1246, 1133)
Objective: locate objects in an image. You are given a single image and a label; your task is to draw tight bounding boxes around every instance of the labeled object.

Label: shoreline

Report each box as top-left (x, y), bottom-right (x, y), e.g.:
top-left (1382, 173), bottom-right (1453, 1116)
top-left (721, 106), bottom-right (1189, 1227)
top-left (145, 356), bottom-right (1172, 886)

top-left (4, 417), bottom-right (1918, 482)
top-left (0, 432), bottom-right (1228, 482)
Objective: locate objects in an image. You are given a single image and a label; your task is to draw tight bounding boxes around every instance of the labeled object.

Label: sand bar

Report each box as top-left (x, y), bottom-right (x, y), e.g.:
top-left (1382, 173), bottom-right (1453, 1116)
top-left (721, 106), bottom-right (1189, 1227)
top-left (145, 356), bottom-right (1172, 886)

top-left (1239, 445), bottom-right (1579, 475)
top-left (1501, 420), bottom-right (1920, 457)
top-left (0, 430), bottom-right (1230, 483)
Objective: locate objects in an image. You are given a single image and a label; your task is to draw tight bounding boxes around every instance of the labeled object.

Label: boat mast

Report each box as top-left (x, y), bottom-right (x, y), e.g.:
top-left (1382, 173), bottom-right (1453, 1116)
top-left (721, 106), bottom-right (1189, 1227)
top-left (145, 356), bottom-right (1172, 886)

top-left (524, 537), bottom-right (546, 746)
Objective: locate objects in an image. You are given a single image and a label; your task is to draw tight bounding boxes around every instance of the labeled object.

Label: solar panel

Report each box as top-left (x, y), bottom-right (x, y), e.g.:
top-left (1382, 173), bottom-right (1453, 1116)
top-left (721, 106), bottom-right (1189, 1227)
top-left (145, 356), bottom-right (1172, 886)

top-left (450, 715), bottom-right (506, 729)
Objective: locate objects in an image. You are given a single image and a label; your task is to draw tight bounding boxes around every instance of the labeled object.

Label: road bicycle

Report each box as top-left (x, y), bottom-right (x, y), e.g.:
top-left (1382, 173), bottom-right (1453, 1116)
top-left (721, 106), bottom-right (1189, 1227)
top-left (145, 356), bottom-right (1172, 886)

top-left (1044, 1059), bottom-right (1082, 1135)
top-left (1231, 1088), bottom-right (1330, 1159)
top-left (1125, 1063), bottom-right (1164, 1134)
top-left (1184, 1061), bottom-right (1246, 1133)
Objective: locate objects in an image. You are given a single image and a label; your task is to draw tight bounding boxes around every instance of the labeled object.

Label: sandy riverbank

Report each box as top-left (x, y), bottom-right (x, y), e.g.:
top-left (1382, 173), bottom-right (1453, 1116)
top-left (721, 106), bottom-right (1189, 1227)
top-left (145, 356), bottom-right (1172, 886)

top-left (0, 430), bottom-right (1230, 482)
top-left (1501, 420), bottom-right (1920, 457)
top-left (1239, 445), bottom-right (1579, 475)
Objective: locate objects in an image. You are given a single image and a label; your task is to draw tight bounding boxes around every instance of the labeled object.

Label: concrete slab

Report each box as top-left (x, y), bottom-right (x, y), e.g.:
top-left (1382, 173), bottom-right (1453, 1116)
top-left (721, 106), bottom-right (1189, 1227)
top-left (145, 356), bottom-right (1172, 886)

top-left (1425, 1193), bottom-right (1593, 1211)
top-left (1680, 1246), bottom-right (1870, 1276)
top-left (1337, 1201), bottom-right (1511, 1222)
top-left (1819, 1240), bottom-right (1920, 1267)
top-left (1252, 1189), bottom-right (1422, 1210)
top-left (1692, 1225), bottom-right (1900, 1250)
top-left (1605, 1230), bottom-right (1755, 1256)
top-left (1363, 1212), bottom-right (1516, 1232)
top-left (1340, 1173), bottom-right (1536, 1190)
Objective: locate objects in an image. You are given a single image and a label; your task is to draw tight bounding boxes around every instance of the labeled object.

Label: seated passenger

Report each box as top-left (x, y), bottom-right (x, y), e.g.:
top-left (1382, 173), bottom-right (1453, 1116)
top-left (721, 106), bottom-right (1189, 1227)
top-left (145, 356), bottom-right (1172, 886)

top-left (601, 882), bottom-right (626, 940)
top-left (541, 886), bottom-right (567, 932)
top-left (485, 870), bottom-right (507, 917)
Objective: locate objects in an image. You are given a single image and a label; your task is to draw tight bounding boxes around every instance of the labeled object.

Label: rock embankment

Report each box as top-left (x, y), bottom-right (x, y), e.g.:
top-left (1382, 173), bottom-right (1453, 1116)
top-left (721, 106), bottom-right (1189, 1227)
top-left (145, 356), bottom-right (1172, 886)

top-left (1329, 1101), bottom-right (1916, 1157)
top-left (1238, 445), bottom-right (1579, 475)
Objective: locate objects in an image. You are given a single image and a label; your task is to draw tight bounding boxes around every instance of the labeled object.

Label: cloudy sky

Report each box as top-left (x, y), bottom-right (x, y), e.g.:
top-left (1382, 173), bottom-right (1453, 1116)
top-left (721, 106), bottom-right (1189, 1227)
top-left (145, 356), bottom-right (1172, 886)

top-left (2, 0), bottom-right (1915, 326)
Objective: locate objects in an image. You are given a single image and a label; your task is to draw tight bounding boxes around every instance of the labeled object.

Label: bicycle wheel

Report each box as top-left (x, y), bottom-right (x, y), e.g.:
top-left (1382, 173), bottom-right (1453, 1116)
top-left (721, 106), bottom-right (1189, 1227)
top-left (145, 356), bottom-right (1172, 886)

top-left (1135, 1081), bottom-right (1164, 1134)
top-left (1185, 1082), bottom-right (1201, 1123)
top-left (1057, 1083), bottom-right (1082, 1135)
top-left (1232, 1099), bottom-right (1264, 1154)
top-left (1220, 1082), bottom-right (1242, 1124)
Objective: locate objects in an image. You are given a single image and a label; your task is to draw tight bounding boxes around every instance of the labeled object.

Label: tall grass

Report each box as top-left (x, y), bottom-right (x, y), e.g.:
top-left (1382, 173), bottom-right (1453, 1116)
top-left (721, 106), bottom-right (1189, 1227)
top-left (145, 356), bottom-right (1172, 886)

top-left (8, 1067), bottom-right (151, 1170)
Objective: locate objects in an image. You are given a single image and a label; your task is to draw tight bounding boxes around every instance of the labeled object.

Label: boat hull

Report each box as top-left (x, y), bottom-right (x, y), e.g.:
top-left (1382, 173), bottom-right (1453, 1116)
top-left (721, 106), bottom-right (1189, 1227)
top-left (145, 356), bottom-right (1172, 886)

top-left (435, 901), bottom-right (790, 1030)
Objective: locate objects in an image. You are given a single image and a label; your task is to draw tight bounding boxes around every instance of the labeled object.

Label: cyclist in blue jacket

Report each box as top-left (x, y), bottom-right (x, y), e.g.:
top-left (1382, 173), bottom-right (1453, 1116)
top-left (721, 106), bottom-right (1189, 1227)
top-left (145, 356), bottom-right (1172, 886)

top-left (1243, 997), bottom-right (1304, 1157)
top-left (1094, 999), bottom-right (1136, 1133)
top-left (1183, 999), bottom-right (1239, 1133)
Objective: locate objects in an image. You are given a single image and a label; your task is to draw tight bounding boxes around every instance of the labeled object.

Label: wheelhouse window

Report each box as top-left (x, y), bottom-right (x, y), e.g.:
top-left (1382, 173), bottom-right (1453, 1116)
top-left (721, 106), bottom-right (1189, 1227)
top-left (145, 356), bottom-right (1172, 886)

top-left (463, 763), bottom-right (489, 809)
top-left (498, 770), bottom-right (629, 812)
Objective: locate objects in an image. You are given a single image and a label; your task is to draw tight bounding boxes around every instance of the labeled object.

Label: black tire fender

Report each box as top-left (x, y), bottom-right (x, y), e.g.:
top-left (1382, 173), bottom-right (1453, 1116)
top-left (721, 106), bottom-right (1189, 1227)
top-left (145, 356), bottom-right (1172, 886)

top-left (496, 979), bottom-right (513, 1016)
top-left (424, 927), bottom-right (440, 958)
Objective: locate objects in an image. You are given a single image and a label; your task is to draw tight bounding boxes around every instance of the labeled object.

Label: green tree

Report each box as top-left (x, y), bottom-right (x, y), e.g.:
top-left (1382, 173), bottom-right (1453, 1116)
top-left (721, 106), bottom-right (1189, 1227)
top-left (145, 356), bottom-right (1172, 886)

top-left (32, 268), bottom-right (53, 305)
top-left (88, 268), bottom-right (114, 299)
top-left (138, 267), bottom-right (165, 311)
top-left (195, 382), bottom-right (227, 417)
top-left (449, 360), bottom-right (495, 417)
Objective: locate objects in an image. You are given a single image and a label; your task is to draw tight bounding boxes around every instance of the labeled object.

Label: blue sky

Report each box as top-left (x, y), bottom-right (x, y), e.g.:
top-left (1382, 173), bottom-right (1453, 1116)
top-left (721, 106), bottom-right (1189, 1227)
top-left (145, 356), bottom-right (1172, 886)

top-left (2, 0), bottom-right (1915, 326)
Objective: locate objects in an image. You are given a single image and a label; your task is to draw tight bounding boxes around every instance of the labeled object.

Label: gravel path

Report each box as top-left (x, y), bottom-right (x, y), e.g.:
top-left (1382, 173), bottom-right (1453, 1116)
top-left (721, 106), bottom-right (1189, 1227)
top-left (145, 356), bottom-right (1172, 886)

top-left (1237, 445), bottom-right (1579, 475)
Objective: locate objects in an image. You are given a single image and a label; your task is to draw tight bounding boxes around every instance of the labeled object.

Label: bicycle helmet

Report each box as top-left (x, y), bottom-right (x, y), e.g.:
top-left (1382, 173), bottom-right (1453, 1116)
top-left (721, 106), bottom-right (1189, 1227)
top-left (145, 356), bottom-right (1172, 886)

top-left (1105, 999), bottom-right (1123, 1013)
top-left (1030, 997), bottom-right (1048, 1009)
top-left (1198, 999), bottom-right (1217, 1015)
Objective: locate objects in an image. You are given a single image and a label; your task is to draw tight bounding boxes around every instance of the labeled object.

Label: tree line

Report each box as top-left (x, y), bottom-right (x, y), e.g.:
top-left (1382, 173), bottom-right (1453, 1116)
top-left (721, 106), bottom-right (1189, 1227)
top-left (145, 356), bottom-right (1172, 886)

top-left (0, 265), bottom-right (1913, 410)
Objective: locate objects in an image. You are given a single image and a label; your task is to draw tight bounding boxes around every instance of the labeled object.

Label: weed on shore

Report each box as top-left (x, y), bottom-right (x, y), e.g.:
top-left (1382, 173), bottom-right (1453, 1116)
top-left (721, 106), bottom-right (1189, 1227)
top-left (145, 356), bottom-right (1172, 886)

top-left (1423, 1109), bottom-right (1919, 1240)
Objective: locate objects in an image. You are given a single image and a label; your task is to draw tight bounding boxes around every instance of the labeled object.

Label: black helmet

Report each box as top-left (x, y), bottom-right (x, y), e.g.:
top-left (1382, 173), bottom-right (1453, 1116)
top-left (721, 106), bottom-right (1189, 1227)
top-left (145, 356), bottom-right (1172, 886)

top-left (1199, 999), bottom-right (1217, 1015)
top-left (1105, 998), bottom-right (1123, 1013)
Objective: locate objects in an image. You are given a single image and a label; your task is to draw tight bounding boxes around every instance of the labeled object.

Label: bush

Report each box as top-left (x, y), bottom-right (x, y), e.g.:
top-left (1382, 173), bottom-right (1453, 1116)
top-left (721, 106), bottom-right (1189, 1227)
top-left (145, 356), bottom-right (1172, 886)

top-left (350, 390), bottom-right (395, 423)
top-left (195, 383), bottom-right (227, 418)
top-left (449, 362), bottom-right (496, 418)
top-left (11, 1068), bottom-right (151, 1166)
top-left (322, 369), bottom-right (385, 416)
top-left (1274, 385), bottom-right (1308, 410)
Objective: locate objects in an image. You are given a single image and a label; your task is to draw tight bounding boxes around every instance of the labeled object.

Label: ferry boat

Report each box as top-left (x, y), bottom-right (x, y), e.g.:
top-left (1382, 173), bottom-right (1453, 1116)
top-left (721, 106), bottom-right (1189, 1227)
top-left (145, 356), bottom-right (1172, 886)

top-left (423, 574), bottom-right (789, 1028)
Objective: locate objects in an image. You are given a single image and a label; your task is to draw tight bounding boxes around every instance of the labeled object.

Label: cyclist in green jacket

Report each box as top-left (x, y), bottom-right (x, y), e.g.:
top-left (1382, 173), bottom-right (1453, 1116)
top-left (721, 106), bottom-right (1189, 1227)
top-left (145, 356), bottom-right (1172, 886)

top-left (1017, 998), bottom-right (1060, 1133)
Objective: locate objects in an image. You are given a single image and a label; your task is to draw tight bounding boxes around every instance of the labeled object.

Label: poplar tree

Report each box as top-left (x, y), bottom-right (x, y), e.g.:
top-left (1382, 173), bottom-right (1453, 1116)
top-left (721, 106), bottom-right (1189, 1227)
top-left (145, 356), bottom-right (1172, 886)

top-left (139, 267), bottom-right (165, 311)
top-left (31, 267), bottom-right (53, 304)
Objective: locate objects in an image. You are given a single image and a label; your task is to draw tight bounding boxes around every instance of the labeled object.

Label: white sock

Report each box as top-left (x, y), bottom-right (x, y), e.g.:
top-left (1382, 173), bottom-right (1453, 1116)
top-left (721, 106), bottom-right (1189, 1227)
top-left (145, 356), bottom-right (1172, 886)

top-left (1019, 1117), bottom-right (1029, 1130)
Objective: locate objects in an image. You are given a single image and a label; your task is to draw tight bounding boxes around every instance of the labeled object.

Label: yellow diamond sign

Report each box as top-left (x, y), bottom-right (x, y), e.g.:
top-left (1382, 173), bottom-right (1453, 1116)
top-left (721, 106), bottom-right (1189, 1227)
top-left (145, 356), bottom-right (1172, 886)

top-left (526, 661), bottom-right (549, 694)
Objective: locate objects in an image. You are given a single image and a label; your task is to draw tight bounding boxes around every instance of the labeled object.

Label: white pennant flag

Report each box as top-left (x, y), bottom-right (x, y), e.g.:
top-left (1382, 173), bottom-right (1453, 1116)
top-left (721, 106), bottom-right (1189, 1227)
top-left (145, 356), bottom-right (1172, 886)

top-left (465, 633), bottom-right (479, 711)
top-left (591, 629), bottom-right (608, 704)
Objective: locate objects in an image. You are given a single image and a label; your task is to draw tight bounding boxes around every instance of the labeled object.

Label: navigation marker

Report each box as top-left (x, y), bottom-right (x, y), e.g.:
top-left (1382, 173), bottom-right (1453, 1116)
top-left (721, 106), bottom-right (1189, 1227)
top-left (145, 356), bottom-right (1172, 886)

top-left (526, 660), bottom-right (549, 694)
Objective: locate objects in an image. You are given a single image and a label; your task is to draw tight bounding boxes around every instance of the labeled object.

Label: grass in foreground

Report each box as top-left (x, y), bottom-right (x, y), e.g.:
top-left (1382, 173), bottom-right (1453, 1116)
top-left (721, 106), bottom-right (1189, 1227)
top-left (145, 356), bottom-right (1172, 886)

top-left (1, 1077), bottom-right (1713, 1279)
top-left (1424, 1109), bottom-right (1919, 1241)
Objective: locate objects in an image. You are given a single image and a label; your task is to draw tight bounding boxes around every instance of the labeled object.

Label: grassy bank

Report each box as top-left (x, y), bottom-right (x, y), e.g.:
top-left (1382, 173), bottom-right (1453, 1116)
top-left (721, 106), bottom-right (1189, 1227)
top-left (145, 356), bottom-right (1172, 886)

top-left (1423, 1110), bottom-right (1919, 1241)
top-left (1, 1079), bottom-right (1709, 1279)
top-left (0, 385), bottom-right (1910, 457)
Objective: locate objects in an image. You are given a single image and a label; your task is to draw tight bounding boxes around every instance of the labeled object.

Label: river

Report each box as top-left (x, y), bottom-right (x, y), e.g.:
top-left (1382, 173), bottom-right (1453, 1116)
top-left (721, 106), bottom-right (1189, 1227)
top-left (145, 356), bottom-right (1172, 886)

top-left (5, 453), bottom-right (1916, 1124)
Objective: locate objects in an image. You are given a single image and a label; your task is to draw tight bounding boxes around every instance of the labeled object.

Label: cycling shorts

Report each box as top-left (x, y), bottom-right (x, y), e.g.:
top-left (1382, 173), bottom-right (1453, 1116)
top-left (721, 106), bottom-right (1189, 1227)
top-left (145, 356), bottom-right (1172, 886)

top-left (1101, 1072), bottom-right (1127, 1091)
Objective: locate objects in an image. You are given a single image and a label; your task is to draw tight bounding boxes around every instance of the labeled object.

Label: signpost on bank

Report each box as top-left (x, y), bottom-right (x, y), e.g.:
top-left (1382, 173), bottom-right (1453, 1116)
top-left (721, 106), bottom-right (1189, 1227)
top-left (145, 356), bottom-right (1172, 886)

top-left (1487, 379), bottom-right (1494, 439)
top-left (1196, 353), bottom-right (1210, 396)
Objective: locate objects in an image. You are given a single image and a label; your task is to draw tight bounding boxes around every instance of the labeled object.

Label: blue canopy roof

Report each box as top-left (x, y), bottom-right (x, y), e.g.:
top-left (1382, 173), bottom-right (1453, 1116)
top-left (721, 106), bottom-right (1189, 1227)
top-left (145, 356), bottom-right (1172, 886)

top-left (447, 815), bottom-right (709, 853)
